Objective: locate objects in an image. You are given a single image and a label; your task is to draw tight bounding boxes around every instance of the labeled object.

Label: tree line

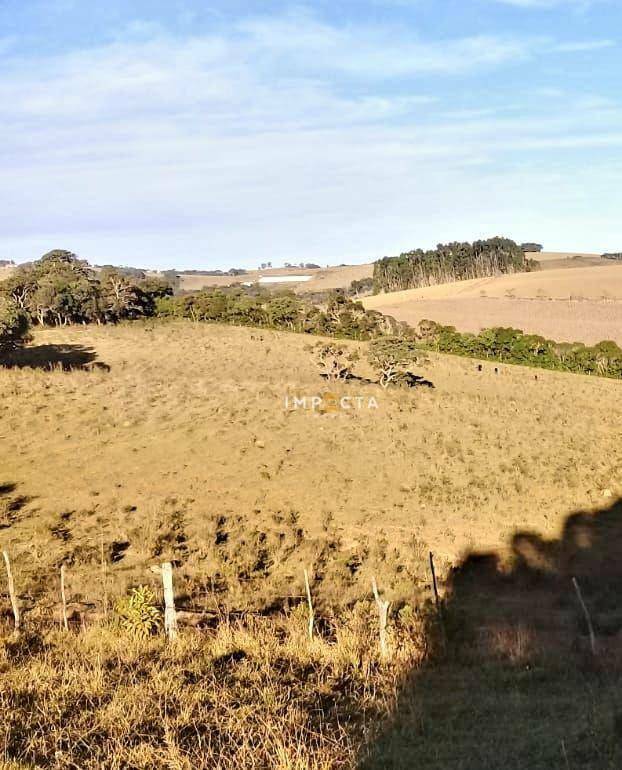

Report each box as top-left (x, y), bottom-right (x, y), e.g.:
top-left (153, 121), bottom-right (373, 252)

top-left (155, 286), bottom-right (407, 340)
top-left (417, 320), bottom-right (622, 379)
top-left (0, 250), bottom-right (174, 354)
top-left (0, 250), bottom-right (172, 327)
top-left (373, 237), bottom-right (538, 293)
top-left (2, 247), bottom-right (622, 382)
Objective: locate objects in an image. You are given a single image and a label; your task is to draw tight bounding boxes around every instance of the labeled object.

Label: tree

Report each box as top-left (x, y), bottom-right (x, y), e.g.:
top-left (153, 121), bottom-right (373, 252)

top-left (313, 343), bottom-right (356, 381)
top-left (99, 270), bottom-right (145, 322)
top-left (367, 337), bottom-right (427, 388)
top-left (266, 294), bottom-right (302, 330)
top-left (1, 266), bottom-right (39, 311)
top-left (0, 297), bottom-right (30, 355)
top-left (348, 277), bottom-right (374, 297)
top-left (0, 251), bottom-right (175, 327)
top-left (373, 237), bottom-right (532, 293)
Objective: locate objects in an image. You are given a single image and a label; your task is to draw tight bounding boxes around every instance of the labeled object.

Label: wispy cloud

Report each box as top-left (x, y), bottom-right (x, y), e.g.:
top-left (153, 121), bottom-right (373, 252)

top-left (0, 9), bottom-right (620, 265)
top-left (491, 0), bottom-right (599, 7)
top-left (553, 39), bottom-right (615, 52)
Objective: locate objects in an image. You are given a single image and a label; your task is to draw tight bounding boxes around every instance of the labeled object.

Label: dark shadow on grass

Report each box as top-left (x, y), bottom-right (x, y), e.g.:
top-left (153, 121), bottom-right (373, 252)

top-left (401, 373), bottom-right (435, 389)
top-left (336, 373), bottom-right (436, 388)
top-left (360, 498), bottom-right (622, 769)
top-left (0, 482), bottom-right (33, 530)
top-left (0, 345), bottom-right (109, 371)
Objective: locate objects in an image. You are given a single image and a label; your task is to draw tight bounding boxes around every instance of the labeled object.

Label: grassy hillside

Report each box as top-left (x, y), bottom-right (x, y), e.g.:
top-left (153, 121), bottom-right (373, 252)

top-left (1, 322), bottom-right (621, 616)
top-left (1, 321), bottom-right (622, 767)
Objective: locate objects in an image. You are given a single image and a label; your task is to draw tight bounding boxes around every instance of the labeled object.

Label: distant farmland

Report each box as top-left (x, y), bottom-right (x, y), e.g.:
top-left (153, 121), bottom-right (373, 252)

top-left (365, 259), bottom-right (622, 346)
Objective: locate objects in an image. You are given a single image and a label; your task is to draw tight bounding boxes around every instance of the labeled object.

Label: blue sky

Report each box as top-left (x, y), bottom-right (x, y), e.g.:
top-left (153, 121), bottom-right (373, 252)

top-left (1, 0), bottom-right (621, 269)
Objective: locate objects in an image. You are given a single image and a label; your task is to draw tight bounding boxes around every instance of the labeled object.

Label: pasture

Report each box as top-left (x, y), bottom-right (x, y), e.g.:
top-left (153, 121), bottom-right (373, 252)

top-left (1, 321), bottom-right (620, 613)
top-left (1, 320), bottom-right (622, 768)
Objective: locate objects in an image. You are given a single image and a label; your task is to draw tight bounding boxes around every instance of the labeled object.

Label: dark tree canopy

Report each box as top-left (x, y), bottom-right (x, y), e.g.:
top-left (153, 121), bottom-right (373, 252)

top-left (0, 251), bottom-right (174, 326)
top-left (416, 320), bottom-right (622, 379)
top-left (0, 296), bottom-right (30, 353)
top-left (156, 287), bottom-right (408, 341)
top-left (373, 237), bottom-right (538, 293)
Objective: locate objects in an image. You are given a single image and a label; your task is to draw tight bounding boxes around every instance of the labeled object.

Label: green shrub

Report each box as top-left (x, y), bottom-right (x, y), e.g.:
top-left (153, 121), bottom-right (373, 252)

top-left (115, 585), bottom-right (161, 638)
top-left (156, 288), bottom-right (391, 341)
top-left (418, 320), bottom-right (622, 379)
top-left (0, 297), bottom-right (31, 355)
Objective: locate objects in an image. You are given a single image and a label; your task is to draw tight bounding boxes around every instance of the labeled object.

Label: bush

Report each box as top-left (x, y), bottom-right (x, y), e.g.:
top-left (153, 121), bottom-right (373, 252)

top-left (418, 320), bottom-right (622, 379)
top-left (115, 585), bottom-right (161, 638)
top-left (367, 337), bottom-right (428, 388)
top-left (0, 297), bottom-right (30, 355)
top-left (313, 343), bottom-right (357, 381)
top-left (157, 287), bottom-right (392, 341)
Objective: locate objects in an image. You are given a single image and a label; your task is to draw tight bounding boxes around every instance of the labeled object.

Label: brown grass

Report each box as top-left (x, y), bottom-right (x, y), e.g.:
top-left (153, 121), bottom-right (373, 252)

top-left (0, 610), bottom-right (425, 769)
top-left (178, 263), bottom-right (374, 293)
top-left (1, 321), bottom-right (621, 618)
top-left (1, 320), bottom-right (622, 767)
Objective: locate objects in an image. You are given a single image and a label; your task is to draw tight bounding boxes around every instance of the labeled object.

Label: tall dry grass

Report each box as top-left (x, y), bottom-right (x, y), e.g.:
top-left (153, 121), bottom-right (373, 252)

top-left (0, 607), bottom-right (426, 770)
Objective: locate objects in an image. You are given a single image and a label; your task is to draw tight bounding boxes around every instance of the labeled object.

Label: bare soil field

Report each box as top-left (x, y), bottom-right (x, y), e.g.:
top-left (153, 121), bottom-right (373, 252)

top-left (365, 263), bottom-right (622, 345)
top-left (1, 322), bottom-right (620, 616)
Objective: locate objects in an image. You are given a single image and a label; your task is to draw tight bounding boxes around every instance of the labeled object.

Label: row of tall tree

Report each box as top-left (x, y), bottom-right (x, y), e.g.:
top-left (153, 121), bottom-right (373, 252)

top-left (373, 237), bottom-right (538, 293)
top-left (156, 287), bottom-right (407, 340)
top-left (0, 250), bottom-right (173, 327)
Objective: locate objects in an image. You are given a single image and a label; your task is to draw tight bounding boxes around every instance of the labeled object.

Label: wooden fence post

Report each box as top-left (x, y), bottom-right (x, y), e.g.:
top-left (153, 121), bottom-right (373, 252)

top-left (100, 528), bottom-right (108, 619)
top-left (572, 577), bottom-right (596, 655)
top-left (371, 576), bottom-right (390, 660)
top-left (161, 562), bottom-right (178, 641)
top-left (429, 551), bottom-right (447, 648)
top-left (60, 565), bottom-right (69, 632)
top-left (2, 551), bottom-right (20, 635)
top-left (304, 568), bottom-right (314, 641)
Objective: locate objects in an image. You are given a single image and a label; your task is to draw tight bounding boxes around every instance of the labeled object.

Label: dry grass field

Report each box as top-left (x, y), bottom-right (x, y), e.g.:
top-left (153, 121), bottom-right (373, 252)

top-left (365, 262), bottom-right (622, 345)
top-left (178, 263), bottom-right (374, 293)
top-left (1, 320), bottom-right (622, 768)
top-left (1, 321), bottom-right (620, 613)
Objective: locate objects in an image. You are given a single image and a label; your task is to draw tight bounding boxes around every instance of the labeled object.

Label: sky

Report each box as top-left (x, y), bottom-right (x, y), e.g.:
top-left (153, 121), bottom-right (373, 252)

top-left (1, 0), bottom-right (621, 270)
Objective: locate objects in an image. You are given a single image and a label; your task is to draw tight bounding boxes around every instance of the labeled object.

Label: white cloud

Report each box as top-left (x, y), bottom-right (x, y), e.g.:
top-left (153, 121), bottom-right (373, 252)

top-left (0, 12), bottom-right (620, 266)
